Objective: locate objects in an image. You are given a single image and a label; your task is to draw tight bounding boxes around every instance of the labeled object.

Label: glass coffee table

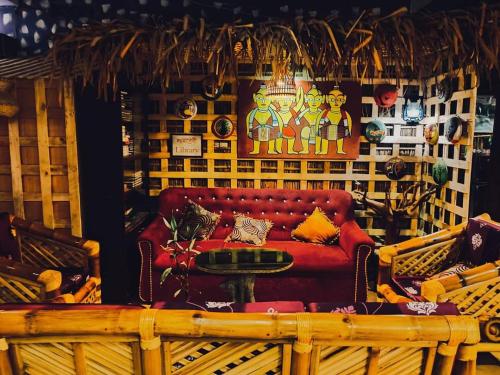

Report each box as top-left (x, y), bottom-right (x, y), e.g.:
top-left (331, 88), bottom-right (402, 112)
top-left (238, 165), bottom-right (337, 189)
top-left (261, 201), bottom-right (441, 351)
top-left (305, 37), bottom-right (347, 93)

top-left (195, 248), bottom-right (293, 303)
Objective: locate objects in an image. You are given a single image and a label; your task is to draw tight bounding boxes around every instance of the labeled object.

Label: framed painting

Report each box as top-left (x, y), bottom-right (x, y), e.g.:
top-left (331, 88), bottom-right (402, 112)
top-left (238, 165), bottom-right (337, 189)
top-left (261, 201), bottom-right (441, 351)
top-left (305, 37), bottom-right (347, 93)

top-left (237, 80), bottom-right (361, 159)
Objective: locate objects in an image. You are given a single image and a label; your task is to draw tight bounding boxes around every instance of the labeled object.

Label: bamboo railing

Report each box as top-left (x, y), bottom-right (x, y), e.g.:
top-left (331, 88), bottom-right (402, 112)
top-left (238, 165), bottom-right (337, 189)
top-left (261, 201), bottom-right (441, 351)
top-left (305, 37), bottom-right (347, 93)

top-left (0, 308), bottom-right (481, 375)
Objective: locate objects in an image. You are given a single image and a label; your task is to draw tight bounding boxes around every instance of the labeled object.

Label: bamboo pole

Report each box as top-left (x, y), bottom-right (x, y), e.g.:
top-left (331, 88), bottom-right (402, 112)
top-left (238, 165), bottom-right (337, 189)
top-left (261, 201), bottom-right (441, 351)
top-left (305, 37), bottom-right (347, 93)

top-left (0, 339), bottom-right (13, 375)
top-left (139, 309), bottom-right (162, 375)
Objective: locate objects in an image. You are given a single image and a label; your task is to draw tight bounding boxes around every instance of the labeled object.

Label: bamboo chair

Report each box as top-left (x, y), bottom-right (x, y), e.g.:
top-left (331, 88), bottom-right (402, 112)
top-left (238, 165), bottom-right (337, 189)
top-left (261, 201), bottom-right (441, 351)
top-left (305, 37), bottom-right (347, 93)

top-left (0, 215), bottom-right (101, 303)
top-left (377, 213), bottom-right (499, 364)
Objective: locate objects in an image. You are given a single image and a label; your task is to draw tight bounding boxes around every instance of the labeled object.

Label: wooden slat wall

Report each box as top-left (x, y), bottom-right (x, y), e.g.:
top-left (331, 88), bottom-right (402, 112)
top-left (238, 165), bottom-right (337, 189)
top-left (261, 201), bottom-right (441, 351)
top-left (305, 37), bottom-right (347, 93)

top-left (0, 79), bottom-right (81, 235)
top-left (146, 67), bottom-right (428, 240)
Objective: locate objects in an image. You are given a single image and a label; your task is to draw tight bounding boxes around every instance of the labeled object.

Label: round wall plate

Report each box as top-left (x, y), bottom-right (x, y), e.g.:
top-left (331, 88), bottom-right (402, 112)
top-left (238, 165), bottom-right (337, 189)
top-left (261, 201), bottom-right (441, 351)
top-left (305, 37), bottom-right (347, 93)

top-left (174, 97), bottom-right (197, 120)
top-left (212, 116), bottom-right (234, 139)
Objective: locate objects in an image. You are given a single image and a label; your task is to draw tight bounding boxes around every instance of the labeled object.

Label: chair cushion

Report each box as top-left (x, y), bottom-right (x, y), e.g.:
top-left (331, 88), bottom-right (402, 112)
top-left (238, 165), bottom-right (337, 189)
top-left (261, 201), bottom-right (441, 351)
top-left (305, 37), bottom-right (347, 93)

top-left (391, 276), bottom-right (426, 302)
top-left (307, 302), bottom-right (459, 315)
top-left (291, 207), bottom-right (340, 244)
top-left (465, 217), bottom-right (500, 265)
top-left (57, 267), bottom-right (89, 295)
top-left (153, 240), bottom-right (351, 274)
top-left (152, 300), bottom-right (305, 313)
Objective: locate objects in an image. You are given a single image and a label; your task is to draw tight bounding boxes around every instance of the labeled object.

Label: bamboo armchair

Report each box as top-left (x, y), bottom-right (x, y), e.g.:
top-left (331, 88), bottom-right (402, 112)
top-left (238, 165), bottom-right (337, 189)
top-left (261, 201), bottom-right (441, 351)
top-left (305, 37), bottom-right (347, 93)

top-left (0, 307), bottom-right (481, 375)
top-left (0, 215), bottom-right (101, 303)
top-left (377, 213), bottom-right (499, 318)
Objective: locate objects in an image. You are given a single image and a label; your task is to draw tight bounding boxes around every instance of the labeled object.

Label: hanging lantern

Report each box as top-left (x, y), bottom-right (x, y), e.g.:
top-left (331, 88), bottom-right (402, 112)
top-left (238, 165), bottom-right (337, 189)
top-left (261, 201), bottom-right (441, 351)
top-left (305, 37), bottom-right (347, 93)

top-left (201, 75), bottom-right (223, 101)
top-left (424, 123), bottom-right (439, 145)
top-left (384, 157), bottom-right (407, 180)
top-left (174, 97), bottom-right (197, 120)
top-left (445, 116), bottom-right (464, 144)
top-left (432, 159), bottom-right (449, 186)
top-left (365, 119), bottom-right (386, 143)
top-left (0, 80), bottom-right (18, 118)
top-left (373, 84), bottom-right (398, 108)
top-left (266, 75), bottom-right (296, 101)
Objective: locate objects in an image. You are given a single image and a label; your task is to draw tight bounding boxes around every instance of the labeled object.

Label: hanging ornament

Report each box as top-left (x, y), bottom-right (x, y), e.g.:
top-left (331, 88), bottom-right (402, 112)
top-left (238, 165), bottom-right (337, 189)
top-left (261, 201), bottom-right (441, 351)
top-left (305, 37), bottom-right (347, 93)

top-left (432, 159), bottom-right (449, 186)
top-left (365, 119), bottom-right (386, 143)
top-left (384, 157), bottom-right (407, 180)
top-left (437, 77), bottom-right (453, 102)
top-left (445, 116), bottom-right (464, 144)
top-left (174, 97), bottom-right (197, 120)
top-left (0, 80), bottom-right (19, 118)
top-left (201, 75), bottom-right (223, 101)
top-left (424, 123), bottom-right (439, 145)
top-left (373, 84), bottom-right (398, 108)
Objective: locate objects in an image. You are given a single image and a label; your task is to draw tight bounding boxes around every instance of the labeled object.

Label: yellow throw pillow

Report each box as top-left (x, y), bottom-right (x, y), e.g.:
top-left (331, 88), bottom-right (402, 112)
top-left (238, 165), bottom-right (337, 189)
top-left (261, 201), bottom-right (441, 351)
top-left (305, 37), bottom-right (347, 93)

top-left (291, 207), bottom-right (340, 244)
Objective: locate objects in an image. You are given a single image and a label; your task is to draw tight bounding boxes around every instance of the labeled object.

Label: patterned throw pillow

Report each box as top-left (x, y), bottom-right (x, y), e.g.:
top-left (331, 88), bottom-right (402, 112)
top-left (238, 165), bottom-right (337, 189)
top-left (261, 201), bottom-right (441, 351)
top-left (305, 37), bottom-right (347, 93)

top-left (178, 200), bottom-right (220, 240)
top-left (225, 214), bottom-right (273, 246)
top-left (429, 263), bottom-right (470, 280)
top-left (291, 207), bottom-right (340, 245)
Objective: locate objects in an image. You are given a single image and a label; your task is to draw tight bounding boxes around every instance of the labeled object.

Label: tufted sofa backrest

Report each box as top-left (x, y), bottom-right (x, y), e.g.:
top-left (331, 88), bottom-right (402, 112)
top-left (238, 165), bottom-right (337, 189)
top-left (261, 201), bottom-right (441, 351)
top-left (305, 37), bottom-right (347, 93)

top-left (158, 188), bottom-right (355, 241)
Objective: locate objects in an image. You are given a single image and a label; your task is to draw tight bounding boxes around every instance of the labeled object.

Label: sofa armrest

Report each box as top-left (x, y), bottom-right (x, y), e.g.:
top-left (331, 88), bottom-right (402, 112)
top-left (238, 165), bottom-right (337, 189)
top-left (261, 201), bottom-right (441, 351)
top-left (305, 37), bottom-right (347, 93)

top-left (339, 220), bottom-right (375, 302)
top-left (137, 215), bottom-right (172, 302)
top-left (339, 219), bottom-right (375, 260)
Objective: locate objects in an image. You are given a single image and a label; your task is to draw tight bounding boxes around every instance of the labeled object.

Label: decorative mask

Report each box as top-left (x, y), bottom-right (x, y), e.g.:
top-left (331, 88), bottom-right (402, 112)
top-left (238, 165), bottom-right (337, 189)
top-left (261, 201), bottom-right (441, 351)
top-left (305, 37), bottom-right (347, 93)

top-left (437, 77), bottom-right (453, 102)
top-left (201, 75), bottom-right (223, 101)
top-left (424, 123), bottom-right (439, 145)
top-left (445, 116), bottom-right (464, 144)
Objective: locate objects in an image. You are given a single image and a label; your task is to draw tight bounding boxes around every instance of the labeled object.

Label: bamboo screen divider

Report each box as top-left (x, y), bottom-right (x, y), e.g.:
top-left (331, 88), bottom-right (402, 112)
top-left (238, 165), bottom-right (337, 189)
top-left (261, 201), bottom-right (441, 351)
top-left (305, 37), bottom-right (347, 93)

top-left (420, 71), bottom-right (477, 234)
top-left (0, 79), bottom-right (81, 236)
top-left (0, 308), bottom-right (481, 375)
top-left (146, 65), bottom-right (474, 241)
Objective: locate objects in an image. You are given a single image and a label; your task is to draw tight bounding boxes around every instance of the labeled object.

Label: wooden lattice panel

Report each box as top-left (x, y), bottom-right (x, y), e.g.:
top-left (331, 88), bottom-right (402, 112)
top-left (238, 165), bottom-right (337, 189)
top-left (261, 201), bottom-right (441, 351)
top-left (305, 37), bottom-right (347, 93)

top-left (314, 344), bottom-right (430, 375)
top-left (19, 233), bottom-right (88, 270)
top-left (0, 79), bottom-right (81, 236)
top-left (420, 71), bottom-right (477, 234)
top-left (165, 340), bottom-right (288, 374)
top-left (146, 66), bottom-right (436, 239)
top-left (82, 342), bottom-right (136, 374)
top-left (19, 342), bottom-right (77, 374)
top-left (392, 238), bottom-right (458, 277)
top-left (440, 276), bottom-right (500, 317)
top-left (0, 274), bottom-right (42, 303)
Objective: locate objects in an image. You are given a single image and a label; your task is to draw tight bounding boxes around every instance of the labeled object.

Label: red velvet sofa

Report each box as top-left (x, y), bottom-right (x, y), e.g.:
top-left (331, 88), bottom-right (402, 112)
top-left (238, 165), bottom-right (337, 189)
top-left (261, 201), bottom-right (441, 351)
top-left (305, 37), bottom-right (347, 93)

top-left (137, 188), bottom-right (374, 303)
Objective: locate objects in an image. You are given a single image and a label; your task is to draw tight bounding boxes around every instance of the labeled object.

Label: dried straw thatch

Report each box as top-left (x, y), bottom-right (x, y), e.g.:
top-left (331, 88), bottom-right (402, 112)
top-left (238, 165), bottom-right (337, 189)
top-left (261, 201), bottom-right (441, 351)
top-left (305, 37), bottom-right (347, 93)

top-left (50, 5), bottom-right (499, 95)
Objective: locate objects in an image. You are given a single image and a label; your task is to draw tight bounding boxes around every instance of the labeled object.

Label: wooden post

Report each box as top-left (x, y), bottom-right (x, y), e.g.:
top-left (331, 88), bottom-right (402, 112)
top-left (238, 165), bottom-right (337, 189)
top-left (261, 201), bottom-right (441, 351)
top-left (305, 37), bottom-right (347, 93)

top-left (72, 343), bottom-right (87, 375)
top-left (139, 309), bottom-right (162, 375)
top-left (63, 79), bottom-right (82, 237)
top-left (291, 313), bottom-right (312, 375)
top-left (0, 338), bottom-right (13, 375)
top-left (34, 79), bottom-right (54, 229)
top-left (366, 347), bottom-right (380, 375)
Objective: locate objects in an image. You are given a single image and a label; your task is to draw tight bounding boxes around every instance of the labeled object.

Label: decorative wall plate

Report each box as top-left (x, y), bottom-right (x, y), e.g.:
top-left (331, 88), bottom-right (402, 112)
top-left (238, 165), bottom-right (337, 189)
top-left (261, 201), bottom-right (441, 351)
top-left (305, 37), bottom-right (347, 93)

top-left (365, 119), bottom-right (386, 143)
top-left (201, 75), bottom-right (223, 101)
top-left (437, 77), bottom-right (453, 102)
top-left (384, 157), bottom-right (407, 180)
top-left (174, 97), bottom-right (197, 120)
top-left (424, 123), bottom-right (439, 145)
top-left (212, 116), bottom-right (234, 139)
top-left (373, 84), bottom-right (398, 108)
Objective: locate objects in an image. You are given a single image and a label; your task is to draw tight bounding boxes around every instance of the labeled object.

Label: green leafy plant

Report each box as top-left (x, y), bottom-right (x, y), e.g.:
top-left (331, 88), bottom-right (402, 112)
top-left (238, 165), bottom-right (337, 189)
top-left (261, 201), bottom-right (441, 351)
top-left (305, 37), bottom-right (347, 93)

top-left (159, 215), bottom-right (200, 300)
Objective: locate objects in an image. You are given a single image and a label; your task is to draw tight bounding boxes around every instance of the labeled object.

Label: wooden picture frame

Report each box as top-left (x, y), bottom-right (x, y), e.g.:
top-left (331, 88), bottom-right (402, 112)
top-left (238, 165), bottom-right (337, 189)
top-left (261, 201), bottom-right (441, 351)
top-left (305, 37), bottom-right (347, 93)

top-left (170, 134), bottom-right (203, 157)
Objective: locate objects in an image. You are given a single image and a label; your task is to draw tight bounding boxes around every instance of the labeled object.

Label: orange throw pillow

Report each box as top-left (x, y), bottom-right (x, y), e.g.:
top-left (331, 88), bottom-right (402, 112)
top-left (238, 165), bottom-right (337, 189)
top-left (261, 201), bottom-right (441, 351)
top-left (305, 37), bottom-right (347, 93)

top-left (291, 207), bottom-right (340, 244)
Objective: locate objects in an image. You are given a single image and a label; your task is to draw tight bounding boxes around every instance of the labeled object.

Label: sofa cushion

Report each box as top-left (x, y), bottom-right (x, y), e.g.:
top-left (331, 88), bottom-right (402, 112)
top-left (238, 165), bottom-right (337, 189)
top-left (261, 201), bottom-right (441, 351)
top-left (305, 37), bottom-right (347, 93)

top-left (225, 213), bottom-right (273, 246)
top-left (153, 300), bottom-right (305, 313)
top-left (57, 267), bottom-right (89, 295)
top-left (392, 276), bottom-right (426, 301)
top-left (292, 207), bottom-right (340, 244)
top-left (178, 200), bottom-right (220, 240)
top-left (307, 302), bottom-right (459, 315)
top-left (153, 240), bottom-right (351, 274)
